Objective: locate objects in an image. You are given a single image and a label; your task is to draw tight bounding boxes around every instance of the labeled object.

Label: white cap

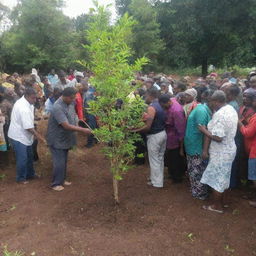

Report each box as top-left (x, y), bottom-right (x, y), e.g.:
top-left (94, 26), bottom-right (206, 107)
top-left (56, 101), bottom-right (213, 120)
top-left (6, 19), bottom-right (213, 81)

top-left (75, 71), bottom-right (84, 78)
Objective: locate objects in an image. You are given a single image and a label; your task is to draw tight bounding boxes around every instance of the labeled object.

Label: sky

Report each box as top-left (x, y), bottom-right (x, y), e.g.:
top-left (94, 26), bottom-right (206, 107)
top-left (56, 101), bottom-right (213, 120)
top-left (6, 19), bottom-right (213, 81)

top-left (2, 0), bottom-right (116, 18)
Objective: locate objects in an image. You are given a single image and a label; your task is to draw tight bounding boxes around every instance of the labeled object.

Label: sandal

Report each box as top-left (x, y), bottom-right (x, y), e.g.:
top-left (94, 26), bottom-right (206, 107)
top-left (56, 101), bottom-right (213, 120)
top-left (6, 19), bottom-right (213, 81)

top-left (249, 200), bottom-right (256, 208)
top-left (203, 205), bottom-right (224, 214)
top-left (52, 185), bottom-right (64, 191)
top-left (64, 181), bottom-right (72, 186)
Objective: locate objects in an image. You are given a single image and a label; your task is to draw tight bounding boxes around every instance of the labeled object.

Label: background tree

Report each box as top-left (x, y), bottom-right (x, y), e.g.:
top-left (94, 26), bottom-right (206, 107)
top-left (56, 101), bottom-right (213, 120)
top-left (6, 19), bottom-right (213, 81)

top-left (116, 0), bottom-right (164, 70)
top-left (0, 3), bottom-right (10, 71)
top-left (115, 0), bottom-right (132, 16)
top-left (153, 0), bottom-right (256, 76)
top-left (85, 3), bottom-right (148, 204)
top-left (1, 0), bottom-right (77, 73)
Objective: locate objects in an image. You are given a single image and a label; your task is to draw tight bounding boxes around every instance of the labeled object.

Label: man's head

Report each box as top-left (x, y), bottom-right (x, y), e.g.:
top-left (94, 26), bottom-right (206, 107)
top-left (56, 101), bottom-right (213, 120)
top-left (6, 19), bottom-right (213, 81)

top-left (30, 74), bottom-right (37, 83)
top-left (153, 75), bottom-right (161, 85)
top-left (173, 81), bottom-right (187, 95)
top-left (226, 85), bottom-right (240, 102)
top-left (50, 69), bottom-right (55, 75)
top-left (76, 82), bottom-right (88, 94)
top-left (24, 87), bottom-right (37, 105)
top-left (144, 78), bottom-right (154, 90)
top-left (53, 87), bottom-right (62, 100)
top-left (160, 82), bottom-right (169, 94)
top-left (12, 72), bottom-right (19, 79)
top-left (243, 88), bottom-right (256, 107)
top-left (159, 94), bottom-right (171, 110)
top-left (249, 76), bottom-right (256, 89)
top-left (0, 85), bottom-right (5, 100)
top-left (80, 79), bottom-right (89, 92)
top-left (59, 71), bottom-right (66, 83)
top-left (62, 87), bottom-right (76, 105)
top-left (42, 76), bottom-right (49, 84)
top-left (145, 88), bottom-right (160, 104)
top-left (201, 89), bottom-right (216, 105)
top-left (148, 72), bottom-right (155, 78)
top-left (69, 68), bottom-right (74, 75)
top-left (210, 90), bottom-right (226, 111)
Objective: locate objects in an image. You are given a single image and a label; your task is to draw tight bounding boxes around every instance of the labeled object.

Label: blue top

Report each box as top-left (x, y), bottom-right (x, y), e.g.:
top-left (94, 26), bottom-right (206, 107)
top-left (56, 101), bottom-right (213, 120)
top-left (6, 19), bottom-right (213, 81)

top-left (184, 104), bottom-right (211, 156)
top-left (83, 87), bottom-right (96, 108)
top-left (149, 100), bottom-right (166, 135)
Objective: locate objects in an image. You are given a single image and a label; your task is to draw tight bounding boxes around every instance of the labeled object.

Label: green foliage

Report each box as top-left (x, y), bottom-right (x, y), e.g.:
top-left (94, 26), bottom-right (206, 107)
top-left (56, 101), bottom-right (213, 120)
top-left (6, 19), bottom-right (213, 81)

top-left (3, 246), bottom-right (24, 256)
top-left (85, 3), bottom-right (148, 201)
top-left (153, 0), bottom-right (256, 75)
top-left (116, 0), bottom-right (164, 70)
top-left (1, 0), bottom-right (77, 73)
top-left (116, 0), bottom-right (132, 16)
top-left (129, 0), bottom-right (164, 69)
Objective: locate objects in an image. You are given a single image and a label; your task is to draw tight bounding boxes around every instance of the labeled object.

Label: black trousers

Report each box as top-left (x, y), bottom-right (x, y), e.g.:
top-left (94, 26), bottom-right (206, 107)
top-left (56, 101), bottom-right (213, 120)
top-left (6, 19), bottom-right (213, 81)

top-left (166, 147), bottom-right (185, 182)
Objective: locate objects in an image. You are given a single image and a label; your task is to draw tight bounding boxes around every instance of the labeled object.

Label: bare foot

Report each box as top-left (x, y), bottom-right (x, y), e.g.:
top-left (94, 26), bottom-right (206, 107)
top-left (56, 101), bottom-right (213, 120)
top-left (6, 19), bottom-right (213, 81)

top-left (203, 205), bottom-right (224, 214)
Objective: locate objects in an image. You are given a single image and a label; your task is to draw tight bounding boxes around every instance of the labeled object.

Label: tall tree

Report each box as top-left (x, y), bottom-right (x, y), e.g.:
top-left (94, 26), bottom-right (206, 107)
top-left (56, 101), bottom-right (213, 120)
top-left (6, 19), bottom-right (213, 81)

top-left (1, 0), bottom-right (76, 73)
top-left (154, 0), bottom-right (256, 76)
top-left (85, 3), bottom-right (148, 203)
top-left (116, 0), bottom-right (164, 69)
top-left (115, 0), bottom-right (132, 16)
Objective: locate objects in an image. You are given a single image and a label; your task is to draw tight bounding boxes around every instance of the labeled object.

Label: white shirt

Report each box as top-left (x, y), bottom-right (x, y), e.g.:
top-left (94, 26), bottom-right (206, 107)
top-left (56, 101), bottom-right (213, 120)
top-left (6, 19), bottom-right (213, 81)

top-left (8, 96), bottom-right (35, 146)
top-left (153, 82), bottom-right (161, 90)
top-left (54, 79), bottom-right (74, 90)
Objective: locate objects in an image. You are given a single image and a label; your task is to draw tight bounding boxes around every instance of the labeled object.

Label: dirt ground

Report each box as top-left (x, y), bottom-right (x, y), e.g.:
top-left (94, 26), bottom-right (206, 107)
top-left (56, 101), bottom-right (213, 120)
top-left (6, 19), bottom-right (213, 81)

top-left (0, 120), bottom-right (256, 256)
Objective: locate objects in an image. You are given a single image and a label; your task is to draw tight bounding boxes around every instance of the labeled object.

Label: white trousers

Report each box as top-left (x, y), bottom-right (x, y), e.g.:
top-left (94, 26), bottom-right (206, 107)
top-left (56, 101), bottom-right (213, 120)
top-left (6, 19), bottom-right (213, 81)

top-left (147, 130), bottom-right (167, 187)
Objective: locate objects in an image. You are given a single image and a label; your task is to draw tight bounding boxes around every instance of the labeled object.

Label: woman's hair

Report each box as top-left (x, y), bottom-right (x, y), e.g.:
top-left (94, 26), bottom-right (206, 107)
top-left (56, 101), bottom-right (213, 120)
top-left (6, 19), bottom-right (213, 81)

top-left (211, 90), bottom-right (226, 103)
top-left (227, 85), bottom-right (240, 97)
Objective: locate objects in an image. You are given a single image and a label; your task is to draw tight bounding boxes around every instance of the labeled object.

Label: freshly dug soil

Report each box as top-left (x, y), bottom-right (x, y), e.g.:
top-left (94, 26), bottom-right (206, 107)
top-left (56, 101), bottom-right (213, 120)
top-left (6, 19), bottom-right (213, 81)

top-left (0, 120), bottom-right (255, 256)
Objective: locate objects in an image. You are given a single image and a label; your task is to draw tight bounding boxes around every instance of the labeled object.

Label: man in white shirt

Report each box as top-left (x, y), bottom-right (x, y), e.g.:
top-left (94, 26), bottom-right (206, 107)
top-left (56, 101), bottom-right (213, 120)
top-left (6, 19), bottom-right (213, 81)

top-left (54, 71), bottom-right (73, 90)
top-left (8, 88), bottom-right (45, 184)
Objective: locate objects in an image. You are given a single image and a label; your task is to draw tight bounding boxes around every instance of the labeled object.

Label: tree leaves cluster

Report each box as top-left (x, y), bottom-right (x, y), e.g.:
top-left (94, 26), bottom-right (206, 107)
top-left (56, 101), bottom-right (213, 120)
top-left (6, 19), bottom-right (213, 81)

top-left (0, 0), bottom-right (85, 73)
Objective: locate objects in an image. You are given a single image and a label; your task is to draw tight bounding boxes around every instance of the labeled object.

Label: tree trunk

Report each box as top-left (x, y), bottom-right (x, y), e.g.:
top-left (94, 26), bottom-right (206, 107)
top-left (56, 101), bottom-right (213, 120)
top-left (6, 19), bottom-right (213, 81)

top-left (201, 57), bottom-right (208, 78)
top-left (113, 177), bottom-right (119, 204)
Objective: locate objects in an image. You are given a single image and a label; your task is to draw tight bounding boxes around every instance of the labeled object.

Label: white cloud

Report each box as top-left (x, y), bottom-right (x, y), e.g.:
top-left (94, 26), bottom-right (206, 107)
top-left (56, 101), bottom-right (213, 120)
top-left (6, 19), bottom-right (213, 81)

top-left (63, 0), bottom-right (116, 18)
top-left (2, 0), bottom-right (116, 18)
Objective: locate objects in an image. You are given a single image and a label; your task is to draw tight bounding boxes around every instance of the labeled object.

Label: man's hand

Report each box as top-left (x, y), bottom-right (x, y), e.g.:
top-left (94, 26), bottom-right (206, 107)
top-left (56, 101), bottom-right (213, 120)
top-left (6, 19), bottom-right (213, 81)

top-left (81, 128), bottom-right (92, 135)
top-left (37, 134), bottom-right (47, 145)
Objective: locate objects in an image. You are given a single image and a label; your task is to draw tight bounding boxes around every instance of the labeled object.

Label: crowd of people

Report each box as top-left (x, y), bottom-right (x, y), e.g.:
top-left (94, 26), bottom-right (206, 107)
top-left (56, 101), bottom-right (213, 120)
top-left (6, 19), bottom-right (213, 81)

top-left (1, 68), bottom-right (256, 214)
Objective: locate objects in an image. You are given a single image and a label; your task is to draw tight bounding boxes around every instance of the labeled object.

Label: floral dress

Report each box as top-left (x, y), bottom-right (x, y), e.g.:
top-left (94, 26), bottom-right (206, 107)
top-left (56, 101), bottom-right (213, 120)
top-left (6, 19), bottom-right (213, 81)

top-left (201, 105), bottom-right (238, 193)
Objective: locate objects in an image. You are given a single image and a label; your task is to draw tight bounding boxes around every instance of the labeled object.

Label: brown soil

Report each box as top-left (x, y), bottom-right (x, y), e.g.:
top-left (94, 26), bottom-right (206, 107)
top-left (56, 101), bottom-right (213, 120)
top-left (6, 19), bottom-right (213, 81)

top-left (0, 120), bottom-right (256, 256)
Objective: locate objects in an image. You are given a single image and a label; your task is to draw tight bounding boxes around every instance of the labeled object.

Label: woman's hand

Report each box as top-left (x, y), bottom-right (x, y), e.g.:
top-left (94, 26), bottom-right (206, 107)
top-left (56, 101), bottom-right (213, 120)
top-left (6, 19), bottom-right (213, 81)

top-left (179, 147), bottom-right (185, 157)
top-left (202, 150), bottom-right (209, 160)
top-left (198, 124), bottom-right (207, 133)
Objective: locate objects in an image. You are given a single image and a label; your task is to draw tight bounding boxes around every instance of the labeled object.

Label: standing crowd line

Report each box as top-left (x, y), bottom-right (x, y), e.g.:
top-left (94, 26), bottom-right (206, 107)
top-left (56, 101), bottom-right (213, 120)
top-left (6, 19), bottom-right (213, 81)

top-left (1, 69), bottom-right (256, 213)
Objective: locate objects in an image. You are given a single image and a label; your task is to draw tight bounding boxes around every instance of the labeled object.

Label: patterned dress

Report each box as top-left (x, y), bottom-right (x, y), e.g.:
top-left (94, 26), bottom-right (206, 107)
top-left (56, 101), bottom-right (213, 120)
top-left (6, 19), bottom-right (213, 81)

top-left (201, 105), bottom-right (238, 193)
